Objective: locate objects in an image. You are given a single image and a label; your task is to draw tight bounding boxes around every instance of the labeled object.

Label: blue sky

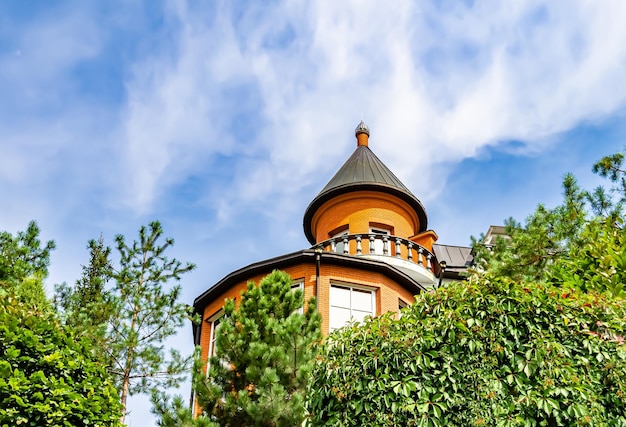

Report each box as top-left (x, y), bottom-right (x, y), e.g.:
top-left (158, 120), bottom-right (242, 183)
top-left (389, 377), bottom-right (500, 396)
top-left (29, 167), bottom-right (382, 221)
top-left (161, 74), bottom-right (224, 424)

top-left (2, 0), bottom-right (626, 424)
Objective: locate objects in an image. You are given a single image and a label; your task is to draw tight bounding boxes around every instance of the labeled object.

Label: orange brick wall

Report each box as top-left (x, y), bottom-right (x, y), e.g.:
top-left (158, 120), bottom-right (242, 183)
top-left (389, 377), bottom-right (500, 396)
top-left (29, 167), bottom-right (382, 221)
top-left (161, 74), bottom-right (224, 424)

top-left (410, 230), bottom-right (439, 253)
top-left (311, 191), bottom-right (421, 245)
top-left (198, 261), bottom-right (418, 372)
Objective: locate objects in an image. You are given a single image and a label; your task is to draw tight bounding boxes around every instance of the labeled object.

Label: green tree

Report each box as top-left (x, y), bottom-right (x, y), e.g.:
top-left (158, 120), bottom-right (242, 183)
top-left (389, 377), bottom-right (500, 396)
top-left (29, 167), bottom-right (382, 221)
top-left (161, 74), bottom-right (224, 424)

top-left (471, 148), bottom-right (626, 287)
top-left (0, 220), bottom-right (55, 306)
top-left (549, 216), bottom-right (626, 298)
top-left (307, 275), bottom-right (626, 426)
top-left (593, 148), bottom-right (626, 203)
top-left (194, 270), bottom-right (322, 427)
top-left (55, 235), bottom-right (113, 338)
top-left (0, 292), bottom-right (123, 427)
top-left (151, 390), bottom-right (215, 427)
top-left (471, 173), bottom-right (589, 282)
top-left (107, 221), bottom-right (196, 424)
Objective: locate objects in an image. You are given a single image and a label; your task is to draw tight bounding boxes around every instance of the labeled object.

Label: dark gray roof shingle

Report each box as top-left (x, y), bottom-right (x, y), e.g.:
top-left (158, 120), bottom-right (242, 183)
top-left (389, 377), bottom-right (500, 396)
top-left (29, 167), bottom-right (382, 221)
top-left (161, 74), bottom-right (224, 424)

top-left (303, 144), bottom-right (428, 244)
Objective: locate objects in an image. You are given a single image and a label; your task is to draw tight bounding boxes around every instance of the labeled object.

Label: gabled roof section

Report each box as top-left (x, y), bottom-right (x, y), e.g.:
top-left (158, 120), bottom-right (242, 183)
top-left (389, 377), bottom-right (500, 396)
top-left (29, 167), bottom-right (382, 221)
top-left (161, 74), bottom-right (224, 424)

top-left (432, 244), bottom-right (474, 280)
top-left (303, 133), bottom-right (428, 244)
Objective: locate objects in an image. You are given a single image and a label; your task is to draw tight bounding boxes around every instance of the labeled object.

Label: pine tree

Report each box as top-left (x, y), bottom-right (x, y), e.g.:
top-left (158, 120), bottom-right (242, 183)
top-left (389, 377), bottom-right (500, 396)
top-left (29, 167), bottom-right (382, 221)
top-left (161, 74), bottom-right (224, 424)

top-left (471, 170), bottom-right (621, 283)
top-left (107, 221), bottom-right (196, 424)
top-left (56, 235), bottom-right (113, 338)
top-left (151, 390), bottom-right (215, 427)
top-left (194, 270), bottom-right (322, 427)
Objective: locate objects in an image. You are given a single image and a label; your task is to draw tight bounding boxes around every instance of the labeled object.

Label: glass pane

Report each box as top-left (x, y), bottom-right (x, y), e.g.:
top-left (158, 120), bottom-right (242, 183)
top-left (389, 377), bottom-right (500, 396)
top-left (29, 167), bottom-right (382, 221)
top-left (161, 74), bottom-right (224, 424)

top-left (330, 285), bottom-right (351, 309)
top-left (352, 288), bottom-right (372, 312)
top-left (352, 309), bottom-right (372, 323)
top-left (210, 318), bottom-right (221, 356)
top-left (329, 307), bottom-right (351, 331)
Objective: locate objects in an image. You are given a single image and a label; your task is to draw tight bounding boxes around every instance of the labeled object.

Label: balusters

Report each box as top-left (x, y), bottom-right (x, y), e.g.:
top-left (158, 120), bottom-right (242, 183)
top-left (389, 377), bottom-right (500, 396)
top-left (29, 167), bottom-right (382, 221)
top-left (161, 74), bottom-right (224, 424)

top-left (316, 235), bottom-right (435, 274)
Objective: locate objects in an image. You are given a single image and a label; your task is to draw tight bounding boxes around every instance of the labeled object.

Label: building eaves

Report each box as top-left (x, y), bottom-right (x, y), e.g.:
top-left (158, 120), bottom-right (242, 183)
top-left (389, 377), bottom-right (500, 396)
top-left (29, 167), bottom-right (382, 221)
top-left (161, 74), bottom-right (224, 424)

top-left (192, 249), bottom-right (429, 343)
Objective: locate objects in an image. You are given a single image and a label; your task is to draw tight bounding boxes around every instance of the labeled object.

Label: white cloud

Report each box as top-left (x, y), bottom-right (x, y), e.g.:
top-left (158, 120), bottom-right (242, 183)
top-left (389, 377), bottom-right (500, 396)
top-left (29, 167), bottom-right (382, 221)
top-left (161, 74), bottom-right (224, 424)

top-left (4, 0), bottom-right (626, 222)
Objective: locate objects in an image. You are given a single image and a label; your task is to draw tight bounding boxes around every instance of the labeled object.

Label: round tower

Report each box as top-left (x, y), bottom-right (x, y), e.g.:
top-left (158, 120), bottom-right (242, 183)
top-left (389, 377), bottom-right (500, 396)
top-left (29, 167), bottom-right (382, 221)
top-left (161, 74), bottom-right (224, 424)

top-left (303, 121), bottom-right (429, 248)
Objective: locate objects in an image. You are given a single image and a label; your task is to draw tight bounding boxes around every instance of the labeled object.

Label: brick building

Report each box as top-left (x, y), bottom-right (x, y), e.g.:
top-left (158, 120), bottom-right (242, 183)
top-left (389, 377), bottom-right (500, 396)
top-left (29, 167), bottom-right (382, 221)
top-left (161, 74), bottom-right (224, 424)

top-left (192, 121), bottom-right (472, 364)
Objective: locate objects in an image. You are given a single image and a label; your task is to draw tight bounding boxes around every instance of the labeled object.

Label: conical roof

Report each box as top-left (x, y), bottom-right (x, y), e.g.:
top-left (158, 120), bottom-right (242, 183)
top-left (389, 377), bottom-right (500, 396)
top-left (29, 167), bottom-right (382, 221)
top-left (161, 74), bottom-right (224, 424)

top-left (303, 124), bottom-right (428, 244)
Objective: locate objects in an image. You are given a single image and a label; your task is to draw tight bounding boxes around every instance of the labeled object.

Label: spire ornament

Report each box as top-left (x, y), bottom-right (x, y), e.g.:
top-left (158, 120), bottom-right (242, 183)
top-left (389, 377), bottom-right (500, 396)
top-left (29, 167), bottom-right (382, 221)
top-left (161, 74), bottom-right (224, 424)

top-left (355, 120), bottom-right (370, 137)
top-left (355, 121), bottom-right (370, 146)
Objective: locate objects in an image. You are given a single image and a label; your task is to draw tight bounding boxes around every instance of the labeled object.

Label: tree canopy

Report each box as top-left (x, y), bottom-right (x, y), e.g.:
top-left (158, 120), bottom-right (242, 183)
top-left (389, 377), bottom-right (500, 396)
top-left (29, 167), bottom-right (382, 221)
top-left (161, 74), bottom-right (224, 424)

top-left (0, 220), bottom-right (55, 307)
top-left (104, 221), bottom-right (196, 423)
top-left (471, 149), bottom-right (626, 288)
top-left (193, 270), bottom-right (322, 427)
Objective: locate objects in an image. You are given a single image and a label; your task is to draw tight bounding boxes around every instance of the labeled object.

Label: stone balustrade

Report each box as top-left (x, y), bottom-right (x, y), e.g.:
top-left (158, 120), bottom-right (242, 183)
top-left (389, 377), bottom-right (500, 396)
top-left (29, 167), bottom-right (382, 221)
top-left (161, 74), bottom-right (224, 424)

top-left (313, 233), bottom-right (434, 271)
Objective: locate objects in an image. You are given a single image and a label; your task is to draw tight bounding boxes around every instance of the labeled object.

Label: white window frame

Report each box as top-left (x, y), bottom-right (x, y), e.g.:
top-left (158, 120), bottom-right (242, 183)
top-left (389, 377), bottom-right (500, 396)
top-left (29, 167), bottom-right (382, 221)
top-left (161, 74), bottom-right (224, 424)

top-left (206, 310), bottom-right (224, 377)
top-left (329, 283), bottom-right (377, 332)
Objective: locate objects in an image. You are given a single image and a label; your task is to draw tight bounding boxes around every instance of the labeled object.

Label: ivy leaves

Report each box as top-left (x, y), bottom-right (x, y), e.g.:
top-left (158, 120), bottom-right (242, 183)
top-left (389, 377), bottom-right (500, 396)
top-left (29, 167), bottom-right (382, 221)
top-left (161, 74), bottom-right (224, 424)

top-left (308, 277), bottom-right (626, 426)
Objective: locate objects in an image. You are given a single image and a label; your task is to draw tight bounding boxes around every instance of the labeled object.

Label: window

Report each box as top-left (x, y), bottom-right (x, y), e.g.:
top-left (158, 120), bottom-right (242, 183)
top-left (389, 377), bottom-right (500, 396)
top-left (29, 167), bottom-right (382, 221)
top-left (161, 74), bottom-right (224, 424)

top-left (292, 281), bottom-right (304, 314)
top-left (329, 284), bottom-right (376, 332)
top-left (206, 310), bottom-right (224, 376)
top-left (331, 229), bottom-right (349, 254)
top-left (369, 226), bottom-right (391, 255)
top-left (209, 317), bottom-right (221, 357)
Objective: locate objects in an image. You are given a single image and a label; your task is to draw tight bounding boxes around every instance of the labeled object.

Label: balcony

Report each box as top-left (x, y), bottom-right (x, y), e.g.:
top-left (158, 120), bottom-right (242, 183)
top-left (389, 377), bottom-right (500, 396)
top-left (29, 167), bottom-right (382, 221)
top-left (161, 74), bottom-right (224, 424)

top-left (313, 233), bottom-right (437, 286)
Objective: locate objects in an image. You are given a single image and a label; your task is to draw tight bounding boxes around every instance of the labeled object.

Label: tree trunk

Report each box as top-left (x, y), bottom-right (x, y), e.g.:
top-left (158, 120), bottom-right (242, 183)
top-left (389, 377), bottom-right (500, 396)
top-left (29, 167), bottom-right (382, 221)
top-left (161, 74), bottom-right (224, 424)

top-left (120, 373), bottom-right (129, 425)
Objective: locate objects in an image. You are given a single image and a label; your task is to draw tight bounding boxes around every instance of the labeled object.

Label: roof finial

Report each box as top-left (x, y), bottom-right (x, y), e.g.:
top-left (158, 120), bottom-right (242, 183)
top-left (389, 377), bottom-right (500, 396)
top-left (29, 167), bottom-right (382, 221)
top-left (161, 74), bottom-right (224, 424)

top-left (355, 120), bottom-right (370, 146)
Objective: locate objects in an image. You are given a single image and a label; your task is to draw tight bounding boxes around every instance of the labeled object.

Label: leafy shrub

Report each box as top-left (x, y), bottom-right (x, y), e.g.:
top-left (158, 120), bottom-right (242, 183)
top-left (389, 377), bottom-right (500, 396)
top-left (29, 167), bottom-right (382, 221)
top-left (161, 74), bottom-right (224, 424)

top-left (0, 295), bottom-right (122, 427)
top-left (307, 275), bottom-right (626, 426)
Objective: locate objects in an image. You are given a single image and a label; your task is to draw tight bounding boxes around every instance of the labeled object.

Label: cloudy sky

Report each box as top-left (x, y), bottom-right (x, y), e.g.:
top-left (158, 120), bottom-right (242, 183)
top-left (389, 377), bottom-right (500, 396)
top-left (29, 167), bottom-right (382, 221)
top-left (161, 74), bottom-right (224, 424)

top-left (3, 0), bottom-right (626, 424)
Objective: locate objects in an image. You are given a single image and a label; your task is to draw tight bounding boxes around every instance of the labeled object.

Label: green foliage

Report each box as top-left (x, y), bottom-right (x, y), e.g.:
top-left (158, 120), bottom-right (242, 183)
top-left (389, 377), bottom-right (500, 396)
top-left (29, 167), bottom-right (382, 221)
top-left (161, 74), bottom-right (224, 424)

top-left (0, 221), bottom-right (55, 307)
top-left (55, 235), bottom-right (114, 340)
top-left (107, 221), bottom-right (196, 422)
top-left (472, 174), bottom-right (588, 282)
top-left (0, 295), bottom-right (122, 427)
top-left (195, 270), bottom-right (322, 427)
top-left (549, 217), bottom-right (626, 298)
top-left (593, 150), bottom-right (626, 202)
top-left (308, 275), bottom-right (626, 426)
top-left (151, 390), bottom-right (216, 427)
top-left (472, 147), bottom-right (626, 291)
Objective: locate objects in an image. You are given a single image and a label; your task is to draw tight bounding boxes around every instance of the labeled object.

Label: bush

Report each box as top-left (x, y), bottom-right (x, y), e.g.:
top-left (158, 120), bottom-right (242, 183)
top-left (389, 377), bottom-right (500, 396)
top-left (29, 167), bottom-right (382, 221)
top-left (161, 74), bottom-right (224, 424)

top-left (0, 295), bottom-right (122, 427)
top-left (307, 275), bottom-right (626, 426)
